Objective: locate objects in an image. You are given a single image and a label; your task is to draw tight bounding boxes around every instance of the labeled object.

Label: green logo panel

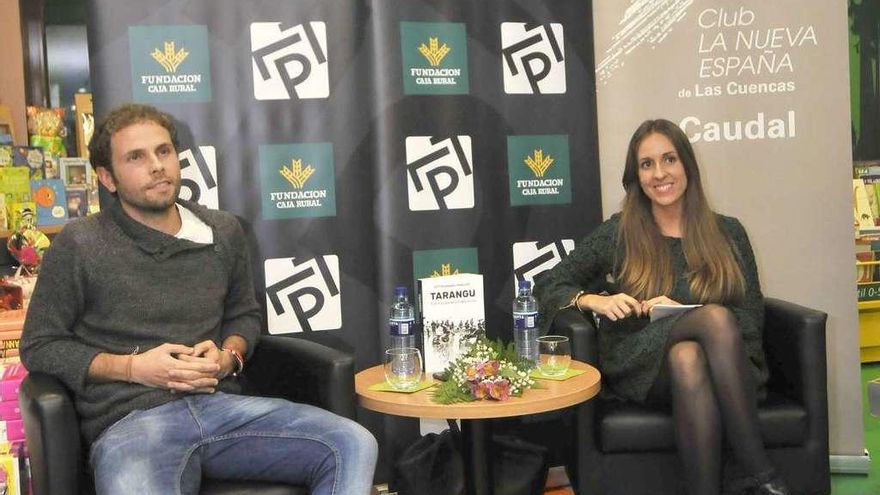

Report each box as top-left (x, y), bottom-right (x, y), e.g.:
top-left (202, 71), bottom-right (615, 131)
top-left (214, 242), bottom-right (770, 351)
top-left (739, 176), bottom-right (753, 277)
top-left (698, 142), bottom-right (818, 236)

top-left (259, 143), bottom-right (336, 219)
top-left (400, 22), bottom-right (469, 95)
top-left (507, 135), bottom-right (572, 206)
top-left (129, 25), bottom-right (212, 103)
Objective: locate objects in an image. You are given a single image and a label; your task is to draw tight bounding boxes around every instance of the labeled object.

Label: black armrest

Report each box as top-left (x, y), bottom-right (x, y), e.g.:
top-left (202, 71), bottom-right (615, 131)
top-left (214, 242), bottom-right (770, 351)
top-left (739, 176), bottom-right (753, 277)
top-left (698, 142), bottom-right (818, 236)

top-left (551, 307), bottom-right (599, 365)
top-left (763, 298), bottom-right (828, 405)
top-left (19, 372), bottom-right (82, 495)
top-left (246, 335), bottom-right (356, 419)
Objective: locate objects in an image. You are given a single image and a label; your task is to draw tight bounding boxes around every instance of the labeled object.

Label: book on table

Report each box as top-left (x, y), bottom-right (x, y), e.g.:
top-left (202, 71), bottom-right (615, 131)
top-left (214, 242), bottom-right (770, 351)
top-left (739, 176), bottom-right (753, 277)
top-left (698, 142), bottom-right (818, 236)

top-left (418, 273), bottom-right (486, 373)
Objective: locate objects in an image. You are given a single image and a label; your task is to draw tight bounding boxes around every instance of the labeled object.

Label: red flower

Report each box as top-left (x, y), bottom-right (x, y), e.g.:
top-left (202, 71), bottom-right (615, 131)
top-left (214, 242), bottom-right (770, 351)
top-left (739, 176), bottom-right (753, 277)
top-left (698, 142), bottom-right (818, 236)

top-left (465, 364), bottom-right (480, 382)
top-left (487, 379), bottom-right (510, 401)
top-left (481, 359), bottom-right (500, 377)
top-left (470, 381), bottom-right (490, 400)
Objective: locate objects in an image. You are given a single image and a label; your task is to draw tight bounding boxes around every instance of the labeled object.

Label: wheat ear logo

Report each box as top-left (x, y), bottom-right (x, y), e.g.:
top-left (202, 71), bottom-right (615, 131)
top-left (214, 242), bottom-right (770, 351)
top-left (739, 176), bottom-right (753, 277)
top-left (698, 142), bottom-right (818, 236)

top-left (524, 149), bottom-right (554, 177)
top-left (151, 41), bottom-right (189, 73)
top-left (431, 263), bottom-right (460, 277)
top-left (280, 159), bottom-right (315, 189)
top-left (419, 37), bottom-right (451, 66)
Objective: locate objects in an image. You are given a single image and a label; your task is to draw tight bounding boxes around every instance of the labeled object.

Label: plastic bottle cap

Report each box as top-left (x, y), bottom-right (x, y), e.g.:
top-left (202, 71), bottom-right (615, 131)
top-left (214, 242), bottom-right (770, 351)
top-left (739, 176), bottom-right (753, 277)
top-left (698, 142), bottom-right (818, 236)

top-left (395, 286), bottom-right (407, 295)
top-left (518, 280), bottom-right (531, 290)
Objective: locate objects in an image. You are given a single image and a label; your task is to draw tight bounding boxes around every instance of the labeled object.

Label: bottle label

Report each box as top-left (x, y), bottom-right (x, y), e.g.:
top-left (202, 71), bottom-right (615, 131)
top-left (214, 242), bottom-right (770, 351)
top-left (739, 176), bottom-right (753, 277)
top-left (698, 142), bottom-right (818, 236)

top-left (390, 319), bottom-right (415, 336)
top-left (513, 311), bottom-right (538, 330)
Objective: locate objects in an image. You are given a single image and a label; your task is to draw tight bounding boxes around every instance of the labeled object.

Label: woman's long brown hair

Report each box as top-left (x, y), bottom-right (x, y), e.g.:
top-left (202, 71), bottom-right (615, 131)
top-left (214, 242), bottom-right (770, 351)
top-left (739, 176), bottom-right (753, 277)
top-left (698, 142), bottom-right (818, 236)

top-left (617, 119), bottom-right (745, 303)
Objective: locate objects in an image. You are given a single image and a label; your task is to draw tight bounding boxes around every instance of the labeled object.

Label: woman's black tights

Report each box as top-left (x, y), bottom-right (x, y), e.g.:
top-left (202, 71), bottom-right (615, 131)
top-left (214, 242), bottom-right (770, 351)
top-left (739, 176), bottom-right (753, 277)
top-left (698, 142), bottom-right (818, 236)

top-left (647, 304), bottom-right (772, 495)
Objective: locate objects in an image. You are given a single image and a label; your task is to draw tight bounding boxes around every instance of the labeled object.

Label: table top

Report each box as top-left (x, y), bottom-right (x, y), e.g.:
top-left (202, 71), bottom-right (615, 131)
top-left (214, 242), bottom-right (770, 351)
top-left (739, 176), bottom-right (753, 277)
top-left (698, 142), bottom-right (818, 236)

top-left (355, 360), bottom-right (601, 420)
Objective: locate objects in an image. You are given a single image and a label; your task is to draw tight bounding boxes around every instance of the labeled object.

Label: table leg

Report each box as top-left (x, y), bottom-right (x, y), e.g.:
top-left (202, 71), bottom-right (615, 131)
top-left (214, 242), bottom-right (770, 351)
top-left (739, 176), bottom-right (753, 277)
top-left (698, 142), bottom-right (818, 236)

top-left (460, 418), bottom-right (493, 495)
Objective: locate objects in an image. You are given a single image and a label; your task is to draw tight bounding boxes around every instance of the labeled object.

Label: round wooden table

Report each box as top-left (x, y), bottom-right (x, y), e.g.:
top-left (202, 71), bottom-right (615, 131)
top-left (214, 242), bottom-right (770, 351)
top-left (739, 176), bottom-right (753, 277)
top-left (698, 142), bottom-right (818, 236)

top-left (355, 360), bottom-right (601, 495)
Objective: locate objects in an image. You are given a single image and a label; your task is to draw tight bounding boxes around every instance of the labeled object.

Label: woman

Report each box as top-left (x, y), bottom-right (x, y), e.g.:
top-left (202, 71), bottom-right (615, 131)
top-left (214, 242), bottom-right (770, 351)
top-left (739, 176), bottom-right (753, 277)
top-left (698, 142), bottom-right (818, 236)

top-left (534, 119), bottom-right (788, 495)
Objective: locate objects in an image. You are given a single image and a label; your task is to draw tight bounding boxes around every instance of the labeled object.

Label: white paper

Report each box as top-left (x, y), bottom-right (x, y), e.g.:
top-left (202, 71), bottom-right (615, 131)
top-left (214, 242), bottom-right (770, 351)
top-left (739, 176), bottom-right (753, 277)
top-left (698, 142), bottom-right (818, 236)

top-left (649, 304), bottom-right (702, 322)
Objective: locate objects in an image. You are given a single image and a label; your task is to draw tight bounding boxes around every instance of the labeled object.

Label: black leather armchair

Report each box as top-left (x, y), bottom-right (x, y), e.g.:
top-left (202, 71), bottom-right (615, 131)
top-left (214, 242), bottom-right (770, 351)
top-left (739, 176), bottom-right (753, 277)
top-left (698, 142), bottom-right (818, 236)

top-left (19, 335), bottom-right (357, 495)
top-left (554, 298), bottom-right (829, 495)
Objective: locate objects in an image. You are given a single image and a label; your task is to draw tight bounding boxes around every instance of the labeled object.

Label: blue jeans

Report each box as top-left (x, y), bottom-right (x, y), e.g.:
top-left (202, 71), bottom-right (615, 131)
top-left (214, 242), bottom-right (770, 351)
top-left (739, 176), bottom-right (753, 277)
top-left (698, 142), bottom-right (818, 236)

top-left (89, 393), bottom-right (378, 495)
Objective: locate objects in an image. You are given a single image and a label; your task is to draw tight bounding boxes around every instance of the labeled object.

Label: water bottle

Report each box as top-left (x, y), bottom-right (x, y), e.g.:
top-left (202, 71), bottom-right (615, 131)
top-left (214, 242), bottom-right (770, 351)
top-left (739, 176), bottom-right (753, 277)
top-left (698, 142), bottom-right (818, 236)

top-left (513, 280), bottom-right (539, 366)
top-left (389, 286), bottom-right (416, 350)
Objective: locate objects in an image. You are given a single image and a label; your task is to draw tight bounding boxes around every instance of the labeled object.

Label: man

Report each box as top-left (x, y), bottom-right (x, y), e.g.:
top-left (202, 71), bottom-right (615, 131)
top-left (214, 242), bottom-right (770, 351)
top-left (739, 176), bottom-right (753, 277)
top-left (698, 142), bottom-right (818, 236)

top-left (20, 103), bottom-right (378, 494)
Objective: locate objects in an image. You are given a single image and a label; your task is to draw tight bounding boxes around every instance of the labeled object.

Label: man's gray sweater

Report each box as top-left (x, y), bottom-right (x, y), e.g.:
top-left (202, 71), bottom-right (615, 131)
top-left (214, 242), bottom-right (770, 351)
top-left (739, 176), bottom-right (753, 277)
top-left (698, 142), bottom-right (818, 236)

top-left (20, 199), bottom-right (261, 444)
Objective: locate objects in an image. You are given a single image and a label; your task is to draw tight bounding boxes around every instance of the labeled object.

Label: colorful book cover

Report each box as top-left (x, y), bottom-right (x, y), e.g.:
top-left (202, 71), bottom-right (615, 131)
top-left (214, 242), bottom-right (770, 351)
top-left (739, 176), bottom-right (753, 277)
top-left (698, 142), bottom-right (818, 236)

top-left (0, 146), bottom-right (11, 167)
top-left (854, 179), bottom-right (876, 230)
top-left (6, 203), bottom-right (34, 233)
top-left (42, 153), bottom-right (60, 180)
top-left (0, 168), bottom-right (32, 207)
top-left (0, 451), bottom-right (20, 495)
top-left (30, 179), bottom-right (68, 226)
top-left (65, 187), bottom-right (88, 218)
top-left (0, 196), bottom-right (6, 231)
top-left (58, 157), bottom-right (90, 188)
top-left (418, 273), bottom-right (486, 373)
top-left (11, 146), bottom-right (44, 180)
top-left (855, 160), bottom-right (880, 178)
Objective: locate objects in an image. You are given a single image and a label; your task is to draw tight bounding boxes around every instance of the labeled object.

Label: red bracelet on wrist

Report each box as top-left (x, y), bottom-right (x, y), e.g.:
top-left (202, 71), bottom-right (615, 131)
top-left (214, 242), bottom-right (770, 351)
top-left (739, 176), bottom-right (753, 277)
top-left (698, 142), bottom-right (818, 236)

top-left (223, 347), bottom-right (245, 376)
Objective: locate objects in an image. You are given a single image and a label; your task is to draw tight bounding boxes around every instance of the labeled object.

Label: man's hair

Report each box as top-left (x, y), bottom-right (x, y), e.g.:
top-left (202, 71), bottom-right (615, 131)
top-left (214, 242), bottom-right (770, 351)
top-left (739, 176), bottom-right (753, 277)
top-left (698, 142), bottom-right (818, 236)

top-left (88, 103), bottom-right (179, 173)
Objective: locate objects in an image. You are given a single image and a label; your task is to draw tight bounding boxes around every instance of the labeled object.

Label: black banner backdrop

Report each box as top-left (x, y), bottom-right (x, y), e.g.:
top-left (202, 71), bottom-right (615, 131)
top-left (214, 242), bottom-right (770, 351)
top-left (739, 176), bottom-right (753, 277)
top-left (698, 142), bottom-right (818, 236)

top-left (87, 0), bottom-right (600, 480)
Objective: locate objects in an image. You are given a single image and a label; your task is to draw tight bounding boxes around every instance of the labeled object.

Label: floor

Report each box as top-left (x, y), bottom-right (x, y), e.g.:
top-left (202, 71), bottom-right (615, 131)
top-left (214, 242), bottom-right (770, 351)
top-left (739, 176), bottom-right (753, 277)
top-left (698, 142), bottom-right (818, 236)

top-left (829, 362), bottom-right (880, 495)
top-left (382, 364), bottom-right (880, 495)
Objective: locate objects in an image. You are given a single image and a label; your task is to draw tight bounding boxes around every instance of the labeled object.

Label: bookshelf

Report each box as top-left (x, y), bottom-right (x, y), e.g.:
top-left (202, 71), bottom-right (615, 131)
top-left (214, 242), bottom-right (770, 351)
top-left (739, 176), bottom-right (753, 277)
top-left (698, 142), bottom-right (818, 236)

top-left (858, 256), bottom-right (880, 362)
top-left (859, 299), bottom-right (880, 363)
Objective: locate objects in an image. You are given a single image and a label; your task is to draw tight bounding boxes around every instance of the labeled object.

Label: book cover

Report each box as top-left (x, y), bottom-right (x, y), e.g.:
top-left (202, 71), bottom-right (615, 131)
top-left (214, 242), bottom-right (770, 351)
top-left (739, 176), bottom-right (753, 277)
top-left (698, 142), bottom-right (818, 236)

top-left (0, 168), bottom-right (32, 208)
top-left (857, 241), bottom-right (876, 283)
top-left (6, 203), bottom-right (34, 233)
top-left (65, 187), bottom-right (88, 218)
top-left (854, 179), bottom-right (875, 230)
top-left (43, 153), bottom-right (60, 180)
top-left (0, 146), bottom-right (11, 167)
top-left (58, 157), bottom-right (90, 188)
top-left (30, 179), bottom-right (68, 226)
top-left (854, 160), bottom-right (880, 178)
top-left (418, 273), bottom-right (486, 373)
top-left (11, 146), bottom-right (44, 180)
top-left (0, 196), bottom-right (7, 231)
top-left (866, 183), bottom-right (880, 221)
top-left (74, 92), bottom-right (94, 158)
top-left (0, 451), bottom-right (20, 495)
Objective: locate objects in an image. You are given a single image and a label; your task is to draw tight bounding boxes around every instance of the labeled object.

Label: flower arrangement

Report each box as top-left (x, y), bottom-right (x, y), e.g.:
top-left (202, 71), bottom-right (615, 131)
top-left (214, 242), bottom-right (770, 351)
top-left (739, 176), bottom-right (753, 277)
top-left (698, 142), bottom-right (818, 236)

top-left (430, 336), bottom-right (537, 404)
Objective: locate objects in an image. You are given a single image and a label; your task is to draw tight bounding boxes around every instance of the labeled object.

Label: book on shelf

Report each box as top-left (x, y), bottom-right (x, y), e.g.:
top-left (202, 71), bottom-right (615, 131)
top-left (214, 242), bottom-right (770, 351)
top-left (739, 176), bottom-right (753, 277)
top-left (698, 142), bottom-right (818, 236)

top-left (854, 179), bottom-right (876, 230)
top-left (58, 157), bottom-right (90, 189)
top-left (0, 196), bottom-right (6, 231)
top-left (6, 203), bottom-right (34, 233)
top-left (65, 187), bottom-right (88, 218)
top-left (0, 146), bottom-right (11, 167)
top-left (0, 167), bottom-right (32, 208)
top-left (857, 241), bottom-right (876, 283)
top-left (11, 146), bottom-right (43, 180)
top-left (854, 160), bottom-right (880, 179)
top-left (30, 179), bottom-right (68, 226)
top-left (43, 153), bottom-right (60, 180)
top-left (418, 273), bottom-right (486, 373)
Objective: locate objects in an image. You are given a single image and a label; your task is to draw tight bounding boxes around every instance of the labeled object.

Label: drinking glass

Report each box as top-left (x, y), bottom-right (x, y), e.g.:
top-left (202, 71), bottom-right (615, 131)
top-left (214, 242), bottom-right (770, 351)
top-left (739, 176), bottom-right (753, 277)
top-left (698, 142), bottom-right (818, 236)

top-left (537, 335), bottom-right (571, 376)
top-left (384, 347), bottom-right (423, 390)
